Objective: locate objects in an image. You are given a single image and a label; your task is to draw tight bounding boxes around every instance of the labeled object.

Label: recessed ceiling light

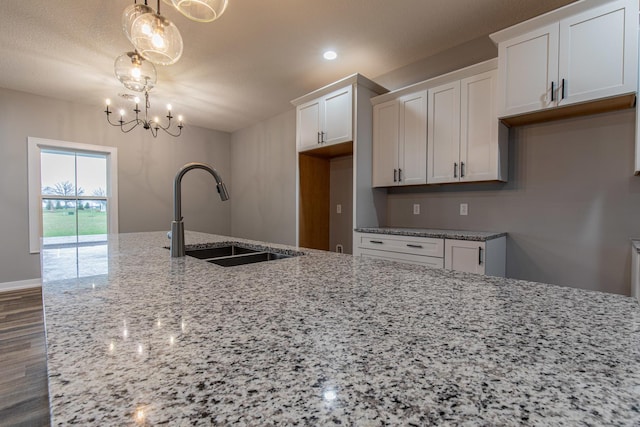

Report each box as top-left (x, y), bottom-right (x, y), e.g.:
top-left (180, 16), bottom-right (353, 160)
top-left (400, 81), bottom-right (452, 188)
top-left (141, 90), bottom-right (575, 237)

top-left (323, 50), bottom-right (337, 60)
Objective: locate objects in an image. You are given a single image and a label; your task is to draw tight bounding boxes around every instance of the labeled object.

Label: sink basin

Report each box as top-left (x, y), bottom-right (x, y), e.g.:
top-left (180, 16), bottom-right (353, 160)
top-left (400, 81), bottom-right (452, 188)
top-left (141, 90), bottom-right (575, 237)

top-left (178, 242), bottom-right (302, 267)
top-left (185, 245), bottom-right (259, 259)
top-left (207, 251), bottom-right (292, 267)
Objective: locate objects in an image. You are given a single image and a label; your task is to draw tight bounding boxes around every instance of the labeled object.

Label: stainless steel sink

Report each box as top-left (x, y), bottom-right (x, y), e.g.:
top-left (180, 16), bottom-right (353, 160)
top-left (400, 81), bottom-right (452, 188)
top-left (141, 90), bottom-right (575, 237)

top-left (180, 243), bottom-right (300, 267)
top-left (207, 251), bottom-right (292, 267)
top-left (185, 245), bottom-right (259, 259)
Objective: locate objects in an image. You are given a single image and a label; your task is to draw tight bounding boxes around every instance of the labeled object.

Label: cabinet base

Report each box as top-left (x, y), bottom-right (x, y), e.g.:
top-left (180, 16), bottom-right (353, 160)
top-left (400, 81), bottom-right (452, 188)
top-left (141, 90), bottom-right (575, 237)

top-left (500, 93), bottom-right (636, 128)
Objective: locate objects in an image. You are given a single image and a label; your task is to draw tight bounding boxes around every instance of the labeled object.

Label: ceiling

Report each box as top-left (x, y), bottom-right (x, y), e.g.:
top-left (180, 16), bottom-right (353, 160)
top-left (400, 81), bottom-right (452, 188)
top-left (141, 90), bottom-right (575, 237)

top-left (0, 0), bottom-right (576, 133)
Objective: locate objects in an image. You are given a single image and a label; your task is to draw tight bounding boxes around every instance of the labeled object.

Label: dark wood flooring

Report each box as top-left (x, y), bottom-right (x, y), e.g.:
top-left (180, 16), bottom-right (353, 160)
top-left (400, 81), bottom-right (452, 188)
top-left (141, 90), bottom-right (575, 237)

top-left (0, 288), bottom-right (50, 427)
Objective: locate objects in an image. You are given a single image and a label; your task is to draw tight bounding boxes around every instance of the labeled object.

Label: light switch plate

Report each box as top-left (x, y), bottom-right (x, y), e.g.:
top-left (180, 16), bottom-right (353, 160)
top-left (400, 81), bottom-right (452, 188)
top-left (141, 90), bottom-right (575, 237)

top-left (336, 204), bottom-right (342, 214)
top-left (413, 204), bottom-right (420, 215)
top-left (460, 203), bottom-right (468, 216)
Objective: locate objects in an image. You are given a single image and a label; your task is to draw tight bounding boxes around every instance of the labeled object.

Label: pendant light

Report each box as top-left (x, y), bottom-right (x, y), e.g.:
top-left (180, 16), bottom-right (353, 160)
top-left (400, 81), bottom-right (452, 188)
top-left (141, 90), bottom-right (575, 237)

top-left (171, 0), bottom-right (229, 23)
top-left (114, 52), bottom-right (157, 92)
top-left (122, 3), bottom-right (154, 42)
top-left (130, 11), bottom-right (183, 65)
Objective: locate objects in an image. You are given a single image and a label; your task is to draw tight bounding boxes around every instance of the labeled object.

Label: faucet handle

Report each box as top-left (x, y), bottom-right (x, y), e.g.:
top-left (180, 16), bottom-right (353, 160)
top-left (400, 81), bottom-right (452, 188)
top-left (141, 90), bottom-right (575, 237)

top-left (167, 231), bottom-right (172, 239)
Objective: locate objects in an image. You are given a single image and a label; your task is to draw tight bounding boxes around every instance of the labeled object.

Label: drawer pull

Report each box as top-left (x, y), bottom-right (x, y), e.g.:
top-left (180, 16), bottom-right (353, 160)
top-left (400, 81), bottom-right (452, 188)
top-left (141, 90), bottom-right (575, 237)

top-left (478, 247), bottom-right (483, 265)
top-left (406, 244), bottom-right (423, 249)
top-left (370, 240), bottom-right (384, 244)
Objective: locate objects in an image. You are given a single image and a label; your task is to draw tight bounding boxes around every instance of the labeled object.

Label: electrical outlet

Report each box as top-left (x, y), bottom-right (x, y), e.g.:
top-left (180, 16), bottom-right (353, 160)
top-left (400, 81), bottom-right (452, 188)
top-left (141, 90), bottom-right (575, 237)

top-left (413, 204), bottom-right (420, 215)
top-left (460, 203), bottom-right (468, 216)
top-left (336, 204), bottom-right (342, 214)
top-left (336, 244), bottom-right (343, 253)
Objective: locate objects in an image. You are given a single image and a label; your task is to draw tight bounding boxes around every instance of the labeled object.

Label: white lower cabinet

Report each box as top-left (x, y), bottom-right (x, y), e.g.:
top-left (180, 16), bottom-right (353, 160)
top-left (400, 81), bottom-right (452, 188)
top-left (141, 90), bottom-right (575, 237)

top-left (355, 232), bottom-right (506, 277)
top-left (444, 238), bottom-right (506, 277)
top-left (356, 233), bottom-right (444, 268)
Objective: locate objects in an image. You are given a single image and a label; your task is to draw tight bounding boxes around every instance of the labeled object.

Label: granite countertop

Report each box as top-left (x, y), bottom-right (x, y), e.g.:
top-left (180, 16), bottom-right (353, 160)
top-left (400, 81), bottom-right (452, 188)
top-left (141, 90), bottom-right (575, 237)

top-left (42, 231), bottom-right (640, 425)
top-left (355, 227), bottom-right (506, 241)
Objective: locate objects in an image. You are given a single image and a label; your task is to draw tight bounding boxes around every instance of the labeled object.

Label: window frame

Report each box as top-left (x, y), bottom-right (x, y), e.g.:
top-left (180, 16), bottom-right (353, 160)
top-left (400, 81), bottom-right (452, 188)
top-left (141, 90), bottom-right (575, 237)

top-left (27, 137), bottom-right (119, 254)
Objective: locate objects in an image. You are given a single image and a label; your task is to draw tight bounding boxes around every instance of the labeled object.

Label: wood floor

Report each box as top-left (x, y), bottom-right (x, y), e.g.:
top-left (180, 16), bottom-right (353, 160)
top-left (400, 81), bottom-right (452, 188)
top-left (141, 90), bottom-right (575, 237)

top-left (0, 288), bottom-right (50, 427)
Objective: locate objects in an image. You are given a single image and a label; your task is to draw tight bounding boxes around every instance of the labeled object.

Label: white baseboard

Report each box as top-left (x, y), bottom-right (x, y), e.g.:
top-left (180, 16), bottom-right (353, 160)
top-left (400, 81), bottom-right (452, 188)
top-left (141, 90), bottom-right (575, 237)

top-left (0, 278), bottom-right (42, 293)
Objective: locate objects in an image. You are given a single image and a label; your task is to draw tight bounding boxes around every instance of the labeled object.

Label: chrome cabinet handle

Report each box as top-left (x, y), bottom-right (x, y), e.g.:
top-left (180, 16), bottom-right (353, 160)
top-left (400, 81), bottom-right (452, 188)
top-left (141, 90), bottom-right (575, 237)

top-left (398, 168), bottom-right (402, 182)
top-left (460, 162), bottom-right (465, 178)
top-left (406, 244), bottom-right (423, 249)
top-left (478, 247), bottom-right (483, 265)
top-left (561, 78), bottom-right (565, 100)
top-left (454, 162), bottom-right (458, 178)
top-left (551, 81), bottom-right (555, 102)
top-left (393, 169), bottom-right (397, 182)
top-left (317, 132), bottom-right (321, 144)
top-left (370, 240), bottom-right (384, 244)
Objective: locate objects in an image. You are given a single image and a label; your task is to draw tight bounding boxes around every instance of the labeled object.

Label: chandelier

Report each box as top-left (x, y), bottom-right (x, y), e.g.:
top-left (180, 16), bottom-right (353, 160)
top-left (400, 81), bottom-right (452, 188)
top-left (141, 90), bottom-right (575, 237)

top-left (105, 91), bottom-right (183, 138)
top-left (105, 0), bottom-right (229, 138)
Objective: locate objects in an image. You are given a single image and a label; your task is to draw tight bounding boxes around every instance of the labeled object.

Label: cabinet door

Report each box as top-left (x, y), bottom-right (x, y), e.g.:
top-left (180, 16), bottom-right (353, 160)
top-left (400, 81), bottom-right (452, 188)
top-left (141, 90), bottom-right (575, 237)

top-left (460, 70), bottom-right (499, 182)
top-left (444, 240), bottom-right (485, 275)
top-left (558, 0), bottom-right (637, 106)
top-left (427, 81), bottom-right (460, 184)
top-left (323, 86), bottom-right (353, 145)
top-left (398, 91), bottom-right (427, 185)
top-left (372, 100), bottom-right (399, 187)
top-left (297, 100), bottom-right (321, 151)
top-left (497, 23), bottom-right (559, 117)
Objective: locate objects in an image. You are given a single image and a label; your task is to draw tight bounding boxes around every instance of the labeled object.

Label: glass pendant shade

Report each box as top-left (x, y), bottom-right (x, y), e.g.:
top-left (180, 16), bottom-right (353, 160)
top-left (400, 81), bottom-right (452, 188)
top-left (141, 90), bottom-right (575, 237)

top-left (130, 13), bottom-right (183, 65)
top-left (172, 0), bottom-right (229, 22)
top-left (122, 3), bottom-right (154, 42)
top-left (114, 52), bottom-right (157, 92)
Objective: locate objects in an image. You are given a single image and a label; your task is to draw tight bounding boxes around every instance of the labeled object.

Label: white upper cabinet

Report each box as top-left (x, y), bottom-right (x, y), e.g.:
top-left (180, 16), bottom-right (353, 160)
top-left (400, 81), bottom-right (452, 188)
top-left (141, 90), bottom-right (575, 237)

top-left (497, 24), bottom-right (559, 116)
top-left (399, 92), bottom-right (428, 185)
top-left (428, 69), bottom-right (507, 184)
top-left (427, 82), bottom-right (460, 184)
top-left (323, 86), bottom-right (353, 145)
top-left (460, 70), bottom-right (503, 182)
top-left (372, 90), bottom-right (427, 187)
top-left (558, 1), bottom-right (636, 105)
top-left (372, 100), bottom-right (399, 187)
top-left (493, 0), bottom-right (638, 118)
top-left (296, 85), bottom-right (353, 152)
top-left (297, 100), bottom-right (321, 150)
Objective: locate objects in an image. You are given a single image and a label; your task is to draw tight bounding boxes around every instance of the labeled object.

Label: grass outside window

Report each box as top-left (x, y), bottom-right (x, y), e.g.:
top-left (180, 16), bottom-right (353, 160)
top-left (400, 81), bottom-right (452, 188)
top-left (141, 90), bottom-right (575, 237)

top-left (42, 208), bottom-right (107, 237)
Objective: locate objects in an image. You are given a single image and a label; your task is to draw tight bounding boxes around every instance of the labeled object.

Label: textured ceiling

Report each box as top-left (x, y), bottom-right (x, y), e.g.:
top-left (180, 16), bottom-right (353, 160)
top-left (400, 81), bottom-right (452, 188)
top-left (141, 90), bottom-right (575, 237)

top-left (0, 0), bottom-right (576, 133)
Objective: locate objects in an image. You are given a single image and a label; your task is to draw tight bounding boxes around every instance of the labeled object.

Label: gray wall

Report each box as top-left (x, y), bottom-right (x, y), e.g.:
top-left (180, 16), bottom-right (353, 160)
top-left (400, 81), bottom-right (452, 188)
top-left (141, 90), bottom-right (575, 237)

top-left (0, 87), bottom-right (231, 284)
top-left (228, 35), bottom-right (640, 295)
top-left (230, 109), bottom-right (296, 245)
top-left (386, 110), bottom-right (640, 295)
top-left (330, 155), bottom-right (353, 254)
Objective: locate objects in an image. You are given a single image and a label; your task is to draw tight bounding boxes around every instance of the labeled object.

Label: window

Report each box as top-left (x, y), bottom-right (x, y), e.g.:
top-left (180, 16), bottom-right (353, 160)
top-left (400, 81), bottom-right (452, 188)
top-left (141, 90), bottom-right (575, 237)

top-left (28, 138), bottom-right (118, 253)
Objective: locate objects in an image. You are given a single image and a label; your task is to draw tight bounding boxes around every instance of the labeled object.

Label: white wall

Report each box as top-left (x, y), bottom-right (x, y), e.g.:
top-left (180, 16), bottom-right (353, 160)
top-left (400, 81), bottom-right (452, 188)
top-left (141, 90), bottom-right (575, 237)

top-left (230, 109), bottom-right (296, 245)
top-left (0, 87), bottom-right (231, 284)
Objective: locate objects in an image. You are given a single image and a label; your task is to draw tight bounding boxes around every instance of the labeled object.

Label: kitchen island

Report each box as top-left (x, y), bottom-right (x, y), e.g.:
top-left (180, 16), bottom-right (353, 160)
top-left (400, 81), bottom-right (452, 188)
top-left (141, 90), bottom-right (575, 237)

top-left (42, 232), bottom-right (640, 425)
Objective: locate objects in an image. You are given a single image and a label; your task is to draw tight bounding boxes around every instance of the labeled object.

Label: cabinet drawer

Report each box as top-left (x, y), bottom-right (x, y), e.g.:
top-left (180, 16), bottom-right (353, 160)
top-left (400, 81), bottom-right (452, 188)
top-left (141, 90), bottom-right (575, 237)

top-left (357, 233), bottom-right (444, 258)
top-left (360, 248), bottom-right (444, 268)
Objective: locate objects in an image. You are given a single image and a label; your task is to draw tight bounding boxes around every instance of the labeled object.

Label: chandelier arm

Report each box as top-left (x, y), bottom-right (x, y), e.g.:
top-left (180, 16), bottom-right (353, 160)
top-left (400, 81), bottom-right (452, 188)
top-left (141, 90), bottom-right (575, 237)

top-left (120, 121), bottom-right (143, 133)
top-left (159, 125), bottom-right (183, 138)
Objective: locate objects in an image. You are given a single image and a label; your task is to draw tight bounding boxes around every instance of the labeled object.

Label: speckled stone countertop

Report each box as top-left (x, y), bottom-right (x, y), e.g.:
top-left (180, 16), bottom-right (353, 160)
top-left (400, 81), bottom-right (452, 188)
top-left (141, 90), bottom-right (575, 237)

top-left (42, 231), bottom-right (640, 425)
top-left (355, 227), bottom-right (506, 241)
